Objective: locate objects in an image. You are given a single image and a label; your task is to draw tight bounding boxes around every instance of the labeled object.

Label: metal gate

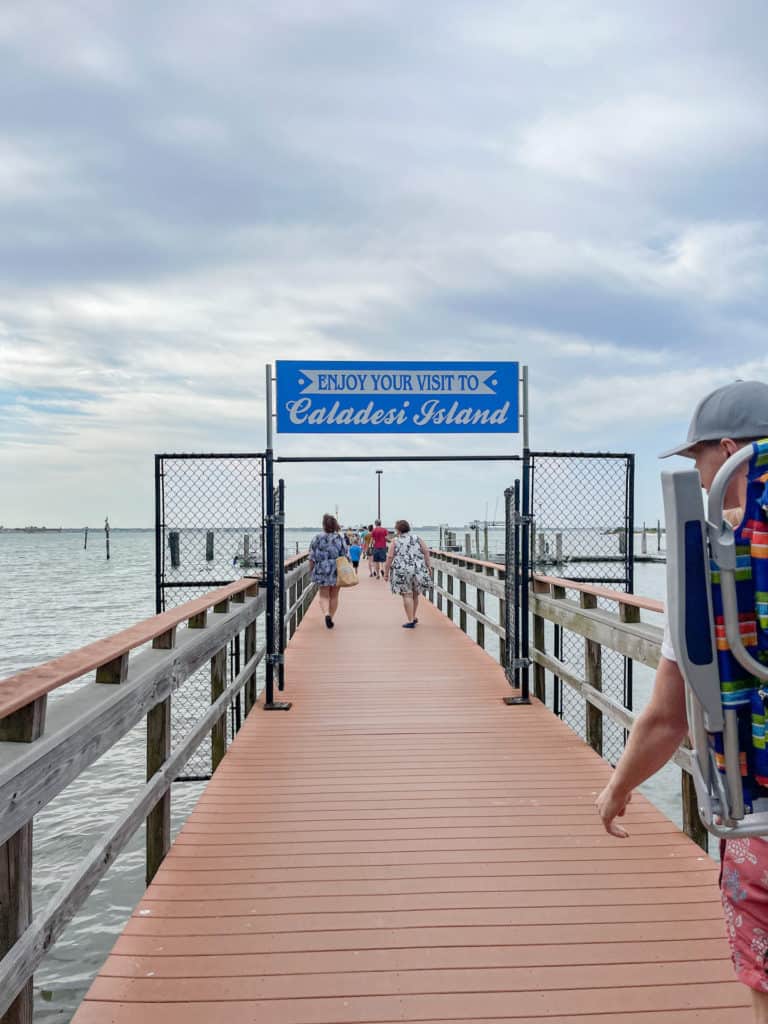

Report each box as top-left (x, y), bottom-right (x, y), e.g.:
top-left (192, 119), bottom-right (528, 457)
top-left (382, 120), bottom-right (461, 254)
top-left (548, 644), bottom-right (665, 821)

top-left (506, 450), bottom-right (635, 761)
top-left (154, 451), bottom-right (267, 777)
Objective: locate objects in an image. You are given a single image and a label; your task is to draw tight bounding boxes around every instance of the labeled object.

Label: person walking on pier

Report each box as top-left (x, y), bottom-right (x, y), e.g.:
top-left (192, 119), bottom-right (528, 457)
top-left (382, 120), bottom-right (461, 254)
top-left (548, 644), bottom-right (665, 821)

top-left (595, 380), bottom-right (768, 1022)
top-left (364, 523), bottom-right (375, 576)
top-left (370, 519), bottom-right (388, 578)
top-left (384, 519), bottom-right (432, 627)
top-left (308, 513), bottom-right (348, 629)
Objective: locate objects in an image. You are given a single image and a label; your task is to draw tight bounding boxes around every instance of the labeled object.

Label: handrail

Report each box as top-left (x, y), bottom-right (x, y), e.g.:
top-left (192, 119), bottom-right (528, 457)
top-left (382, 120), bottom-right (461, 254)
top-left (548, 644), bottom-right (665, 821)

top-left (533, 573), bottom-right (664, 614)
top-left (0, 577), bottom-right (260, 720)
top-left (430, 548), bottom-right (506, 574)
top-left (0, 555), bottom-right (312, 722)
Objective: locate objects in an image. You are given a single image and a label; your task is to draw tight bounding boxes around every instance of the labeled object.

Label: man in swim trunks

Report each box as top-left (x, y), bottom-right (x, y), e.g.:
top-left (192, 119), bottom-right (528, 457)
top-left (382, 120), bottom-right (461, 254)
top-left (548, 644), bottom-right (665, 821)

top-left (595, 380), bottom-right (768, 1021)
top-left (371, 519), bottom-right (389, 578)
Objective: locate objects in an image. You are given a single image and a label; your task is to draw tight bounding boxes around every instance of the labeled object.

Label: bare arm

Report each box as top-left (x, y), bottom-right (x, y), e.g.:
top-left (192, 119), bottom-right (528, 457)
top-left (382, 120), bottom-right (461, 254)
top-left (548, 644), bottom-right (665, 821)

top-left (384, 539), bottom-right (396, 577)
top-left (418, 537), bottom-right (432, 571)
top-left (596, 656), bottom-right (688, 838)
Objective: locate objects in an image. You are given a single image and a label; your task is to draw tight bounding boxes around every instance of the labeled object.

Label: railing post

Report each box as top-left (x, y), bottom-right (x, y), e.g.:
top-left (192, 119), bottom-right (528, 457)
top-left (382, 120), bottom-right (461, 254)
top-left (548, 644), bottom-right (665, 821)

top-left (533, 612), bottom-right (545, 701)
top-left (476, 569), bottom-right (486, 650)
top-left (211, 621), bottom-right (228, 771)
top-left (436, 568), bottom-right (443, 612)
top-left (581, 592), bottom-right (603, 755)
top-left (146, 625), bottom-right (176, 885)
top-left (0, 825), bottom-right (32, 1024)
top-left (459, 575), bottom-right (467, 633)
top-left (446, 572), bottom-right (454, 620)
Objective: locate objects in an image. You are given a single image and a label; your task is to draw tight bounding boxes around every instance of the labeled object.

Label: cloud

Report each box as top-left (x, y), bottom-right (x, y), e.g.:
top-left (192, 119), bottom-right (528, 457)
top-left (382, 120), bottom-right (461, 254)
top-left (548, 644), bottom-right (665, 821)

top-left (0, 1), bottom-right (766, 527)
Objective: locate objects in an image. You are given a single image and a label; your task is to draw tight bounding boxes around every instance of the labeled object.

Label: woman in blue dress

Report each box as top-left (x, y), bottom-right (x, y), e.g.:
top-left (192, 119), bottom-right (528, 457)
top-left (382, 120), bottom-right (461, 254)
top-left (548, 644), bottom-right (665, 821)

top-left (308, 513), bottom-right (349, 629)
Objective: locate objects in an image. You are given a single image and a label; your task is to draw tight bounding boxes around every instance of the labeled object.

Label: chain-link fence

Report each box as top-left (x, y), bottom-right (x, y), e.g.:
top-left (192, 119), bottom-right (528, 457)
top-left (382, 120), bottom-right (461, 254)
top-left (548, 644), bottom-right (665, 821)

top-left (527, 451), bottom-right (634, 764)
top-left (155, 452), bottom-right (266, 777)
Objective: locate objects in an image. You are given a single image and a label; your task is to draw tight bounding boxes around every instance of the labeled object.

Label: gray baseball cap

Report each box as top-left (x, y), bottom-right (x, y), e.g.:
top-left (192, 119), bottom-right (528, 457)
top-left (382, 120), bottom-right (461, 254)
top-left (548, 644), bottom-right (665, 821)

top-left (659, 379), bottom-right (768, 458)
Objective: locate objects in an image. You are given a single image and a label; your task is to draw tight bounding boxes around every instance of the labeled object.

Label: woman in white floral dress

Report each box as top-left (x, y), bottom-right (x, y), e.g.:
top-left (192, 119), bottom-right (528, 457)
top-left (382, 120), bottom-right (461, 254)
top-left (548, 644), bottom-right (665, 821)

top-left (383, 520), bottom-right (432, 628)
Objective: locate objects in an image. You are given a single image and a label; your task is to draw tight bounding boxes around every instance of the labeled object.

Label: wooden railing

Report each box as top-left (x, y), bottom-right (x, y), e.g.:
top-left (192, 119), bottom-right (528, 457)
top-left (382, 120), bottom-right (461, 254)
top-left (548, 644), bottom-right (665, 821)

top-left (0, 554), bottom-right (315, 1023)
top-left (428, 552), bottom-right (708, 852)
top-left (430, 551), bottom-right (507, 666)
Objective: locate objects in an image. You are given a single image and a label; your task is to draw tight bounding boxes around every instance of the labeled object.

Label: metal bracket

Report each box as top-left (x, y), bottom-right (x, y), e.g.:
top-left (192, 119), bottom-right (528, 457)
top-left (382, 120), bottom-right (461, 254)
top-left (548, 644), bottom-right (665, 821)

top-left (267, 512), bottom-right (285, 526)
top-left (267, 653), bottom-right (284, 666)
top-left (510, 657), bottom-right (530, 670)
top-left (511, 512), bottom-right (534, 526)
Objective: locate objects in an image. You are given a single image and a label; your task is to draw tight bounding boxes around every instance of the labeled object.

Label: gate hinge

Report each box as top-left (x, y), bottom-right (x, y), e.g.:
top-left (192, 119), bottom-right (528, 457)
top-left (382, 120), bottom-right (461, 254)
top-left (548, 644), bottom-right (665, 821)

top-left (267, 512), bottom-right (285, 526)
top-left (511, 513), bottom-right (535, 526)
top-left (267, 652), bottom-right (285, 666)
top-left (510, 657), bottom-right (531, 670)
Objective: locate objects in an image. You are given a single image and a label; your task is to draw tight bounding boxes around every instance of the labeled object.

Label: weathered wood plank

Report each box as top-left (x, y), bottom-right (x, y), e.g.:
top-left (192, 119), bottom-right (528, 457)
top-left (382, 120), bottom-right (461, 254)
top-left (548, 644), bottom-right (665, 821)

top-left (581, 593), bottom-right (602, 756)
top-left (431, 558), bottom-right (505, 600)
top-left (430, 587), bottom-right (504, 638)
top-left (0, 698), bottom-right (47, 744)
top-left (531, 593), bottom-right (662, 668)
top-left (533, 615), bottom-right (545, 701)
top-left (210, 647), bottom-right (227, 773)
top-left (0, 824), bottom-right (32, 1024)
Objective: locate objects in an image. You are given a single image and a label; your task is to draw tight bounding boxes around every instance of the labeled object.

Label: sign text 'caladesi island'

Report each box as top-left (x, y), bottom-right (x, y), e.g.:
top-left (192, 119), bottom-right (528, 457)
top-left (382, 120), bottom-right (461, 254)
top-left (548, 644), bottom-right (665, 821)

top-left (276, 361), bottom-right (519, 434)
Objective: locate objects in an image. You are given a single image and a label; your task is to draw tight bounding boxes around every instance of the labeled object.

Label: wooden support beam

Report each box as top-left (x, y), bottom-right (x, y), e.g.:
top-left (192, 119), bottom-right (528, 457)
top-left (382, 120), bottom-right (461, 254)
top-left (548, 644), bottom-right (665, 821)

top-left (188, 610), bottom-right (207, 629)
top-left (476, 577), bottom-right (485, 650)
top-left (146, 626), bottom-right (175, 885)
top-left (446, 574), bottom-right (454, 620)
top-left (95, 652), bottom-right (129, 685)
top-left (581, 593), bottom-right (603, 755)
top-left (0, 697), bottom-right (47, 744)
top-left (0, 825), bottom-right (32, 1024)
top-left (459, 579), bottom-right (467, 633)
top-left (244, 622), bottom-right (257, 714)
top-left (213, 598), bottom-right (230, 614)
top-left (211, 646), bottom-right (227, 771)
top-left (533, 614), bottom-right (546, 702)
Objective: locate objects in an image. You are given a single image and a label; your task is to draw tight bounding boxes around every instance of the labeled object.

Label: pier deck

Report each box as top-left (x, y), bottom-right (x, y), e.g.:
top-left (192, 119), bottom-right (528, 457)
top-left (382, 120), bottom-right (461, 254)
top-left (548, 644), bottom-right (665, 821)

top-left (73, 574), bottom-right (747, 1022)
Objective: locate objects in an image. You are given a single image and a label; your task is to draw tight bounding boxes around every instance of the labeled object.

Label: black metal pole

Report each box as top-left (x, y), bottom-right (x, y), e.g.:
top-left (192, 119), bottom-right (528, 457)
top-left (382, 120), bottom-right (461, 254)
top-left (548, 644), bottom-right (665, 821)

top-left (513, 479), bottom-right (521, 670)
top-left (278, 478), bottom-right (286, 692)
top-left (520, 449), bottom-right (531, 702)
top-left (264, 449), bottom-right (275, 707)
top-left (376, 470), bottom-right (382, 520)
top-left (154, 455), bottom-right (163, 614)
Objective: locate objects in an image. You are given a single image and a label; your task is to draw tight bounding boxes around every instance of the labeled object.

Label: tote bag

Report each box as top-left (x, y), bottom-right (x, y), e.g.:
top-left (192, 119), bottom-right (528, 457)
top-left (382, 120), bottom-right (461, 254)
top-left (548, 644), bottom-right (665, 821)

top-left (336, 555), bottom-right (359, 588)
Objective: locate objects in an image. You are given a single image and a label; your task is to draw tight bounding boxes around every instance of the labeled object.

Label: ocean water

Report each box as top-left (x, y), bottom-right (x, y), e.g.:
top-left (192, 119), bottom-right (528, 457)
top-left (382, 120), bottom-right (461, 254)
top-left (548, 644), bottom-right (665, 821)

top-left (0, 527), bottom-right (671, 1022)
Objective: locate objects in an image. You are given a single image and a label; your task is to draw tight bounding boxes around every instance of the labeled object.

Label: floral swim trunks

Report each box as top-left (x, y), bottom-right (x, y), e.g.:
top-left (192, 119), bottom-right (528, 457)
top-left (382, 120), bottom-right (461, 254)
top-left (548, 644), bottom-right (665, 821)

top-left (721, 837), bottom-right (768, 991)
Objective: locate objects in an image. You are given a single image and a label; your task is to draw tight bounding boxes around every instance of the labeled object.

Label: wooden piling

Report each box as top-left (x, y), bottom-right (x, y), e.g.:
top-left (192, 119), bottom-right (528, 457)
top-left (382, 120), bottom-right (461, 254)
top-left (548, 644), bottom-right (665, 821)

top-left (555, 532), bottom-right (563, 563)
top-left (641, 523), bottom-right (647, 555)
top-left (581, 592), bottom-right (603, 755)
top-left (104, 517), bottom-right (110, 561)
top-left (83, 527), bottom-right (88, 550)
top-left (205, 531), bottom-right (214, 562)
top-left (464, 532), bottom-right (472, 556)
top-left (169, 531), bottom-right (180, 568)
top-left (0, 825), bottom-right (33, 1024)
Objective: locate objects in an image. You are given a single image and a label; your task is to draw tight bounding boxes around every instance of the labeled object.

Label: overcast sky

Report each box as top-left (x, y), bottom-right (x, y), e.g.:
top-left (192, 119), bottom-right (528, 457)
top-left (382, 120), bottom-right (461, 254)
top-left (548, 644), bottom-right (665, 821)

top-left (1, 1), bottom-right (766, 528)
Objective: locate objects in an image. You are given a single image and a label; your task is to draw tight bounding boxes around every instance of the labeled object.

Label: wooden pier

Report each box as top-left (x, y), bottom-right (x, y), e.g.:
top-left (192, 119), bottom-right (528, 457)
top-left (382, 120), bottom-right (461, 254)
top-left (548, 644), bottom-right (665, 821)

top-left (68, 573), bottom-right (745, 1023)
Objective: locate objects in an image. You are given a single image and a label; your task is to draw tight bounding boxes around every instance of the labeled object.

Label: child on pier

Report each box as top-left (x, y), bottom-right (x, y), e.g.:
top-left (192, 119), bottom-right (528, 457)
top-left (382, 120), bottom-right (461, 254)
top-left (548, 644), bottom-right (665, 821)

top-left (595, 380), bottom-right (768, 1022)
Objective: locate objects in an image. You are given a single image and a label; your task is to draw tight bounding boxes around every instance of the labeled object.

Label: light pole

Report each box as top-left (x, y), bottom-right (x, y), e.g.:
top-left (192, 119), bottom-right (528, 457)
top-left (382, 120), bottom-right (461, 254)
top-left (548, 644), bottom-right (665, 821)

top-left (376, 470), bottom-right (383, 521)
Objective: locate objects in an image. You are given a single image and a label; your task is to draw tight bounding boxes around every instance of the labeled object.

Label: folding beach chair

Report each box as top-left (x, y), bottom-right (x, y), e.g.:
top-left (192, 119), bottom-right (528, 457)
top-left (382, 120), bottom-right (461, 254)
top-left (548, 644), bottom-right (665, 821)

top-left (663, 439), bottom-right (768, 837)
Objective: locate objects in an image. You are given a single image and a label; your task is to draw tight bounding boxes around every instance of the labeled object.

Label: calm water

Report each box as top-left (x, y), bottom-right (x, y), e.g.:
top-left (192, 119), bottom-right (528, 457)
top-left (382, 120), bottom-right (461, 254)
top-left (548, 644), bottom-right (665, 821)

top-left (0, 527), bottom-right (671, 1022)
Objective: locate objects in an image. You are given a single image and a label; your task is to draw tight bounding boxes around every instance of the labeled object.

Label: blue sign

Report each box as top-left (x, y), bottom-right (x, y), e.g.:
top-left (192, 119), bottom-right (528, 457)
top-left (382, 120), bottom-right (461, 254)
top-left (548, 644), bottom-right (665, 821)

top-left (276, 361), bottom-right (519, 434)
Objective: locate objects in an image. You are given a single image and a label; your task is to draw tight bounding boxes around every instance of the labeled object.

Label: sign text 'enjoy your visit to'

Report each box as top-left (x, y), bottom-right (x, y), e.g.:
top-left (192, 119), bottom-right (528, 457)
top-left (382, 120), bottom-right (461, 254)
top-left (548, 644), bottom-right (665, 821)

top-left (275, 361), bottom-right (519, 434)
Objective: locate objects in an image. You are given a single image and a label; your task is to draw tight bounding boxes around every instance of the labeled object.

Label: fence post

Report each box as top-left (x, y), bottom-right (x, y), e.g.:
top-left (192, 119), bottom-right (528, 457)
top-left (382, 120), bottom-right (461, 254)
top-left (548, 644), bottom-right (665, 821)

top-left (436, 568), bottom-right (443, 612)
top-left (459, 576), bottom-right (467, 633)
top-left (211, 601), bottom-right (229, 771)
top-left (446, 572), bottom-right (454, 620)
top-left (499, 572), bottom-right (506, 669)
top-left (476, 569), bottom-right (485, 650)
top-left (0, 825), bottom-right (32, 1024)
top-left (581, 593), bottom-right (603, 755)
top-left (146, 625), bottom-right (176, 885)
top-left (533, 613), bottom-right (545, 701)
